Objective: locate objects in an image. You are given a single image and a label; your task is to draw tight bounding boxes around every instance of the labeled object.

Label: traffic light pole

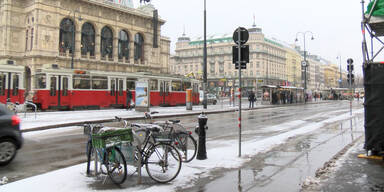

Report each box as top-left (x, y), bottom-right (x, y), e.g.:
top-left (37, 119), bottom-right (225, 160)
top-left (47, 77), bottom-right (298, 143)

top-left (347, 58), bottom-right (353, 130)
top-left (237, 27), bottom-right (242, 158)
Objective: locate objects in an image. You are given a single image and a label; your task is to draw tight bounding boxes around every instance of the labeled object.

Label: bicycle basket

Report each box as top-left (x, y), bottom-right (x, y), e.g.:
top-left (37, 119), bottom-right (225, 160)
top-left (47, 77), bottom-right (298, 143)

top-left (91, 128), bottom-right (133, 149)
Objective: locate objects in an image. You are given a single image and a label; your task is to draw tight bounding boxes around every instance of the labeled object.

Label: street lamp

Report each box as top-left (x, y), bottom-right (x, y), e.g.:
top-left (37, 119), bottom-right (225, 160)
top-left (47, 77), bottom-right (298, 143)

top-left (203, 0), bottom-right (207, 109)
top-left (70, 9), bottom-right (82, 69)
top-left (295, 31), bottom-right (314, 103)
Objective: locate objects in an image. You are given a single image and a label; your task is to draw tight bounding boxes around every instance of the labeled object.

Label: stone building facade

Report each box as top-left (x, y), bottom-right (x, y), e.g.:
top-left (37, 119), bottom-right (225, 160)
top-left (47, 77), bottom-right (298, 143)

top-left (170, 25), bottom-right (289, 96)
top-left (0, 0), bottom-right (170, 97)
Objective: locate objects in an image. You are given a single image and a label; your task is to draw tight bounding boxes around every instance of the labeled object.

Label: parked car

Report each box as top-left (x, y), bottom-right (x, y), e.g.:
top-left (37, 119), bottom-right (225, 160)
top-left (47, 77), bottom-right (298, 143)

top-left (199, 92), bottom-right (218, 105)
top-left (207, 94), bottom-right (218, 105)
top-left (0, 104), bottom-right (22, 166)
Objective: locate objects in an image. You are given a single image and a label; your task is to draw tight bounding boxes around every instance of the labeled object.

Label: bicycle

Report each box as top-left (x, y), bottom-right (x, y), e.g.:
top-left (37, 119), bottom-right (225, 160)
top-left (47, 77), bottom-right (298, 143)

top-left (137, 112), bottom-right (197, 163)
top-left (84, 124), bottom-right (129, 185)
top-left (115, 117), bottom-right (183, 183)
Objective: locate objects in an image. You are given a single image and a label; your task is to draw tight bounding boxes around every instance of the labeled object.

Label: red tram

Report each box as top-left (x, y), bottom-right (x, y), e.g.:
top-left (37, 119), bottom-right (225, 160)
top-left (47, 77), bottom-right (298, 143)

top-left (0, 64), bottom-right (200, 110)
top-left (0, 64), bottom-right (26, 105)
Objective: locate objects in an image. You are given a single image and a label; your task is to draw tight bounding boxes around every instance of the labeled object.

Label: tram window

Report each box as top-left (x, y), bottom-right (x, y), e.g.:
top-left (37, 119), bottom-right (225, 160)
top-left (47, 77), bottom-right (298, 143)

top-left (126, 79), bottom-right (135, 90)
top-left (119, 79), bottom-right (123, 96)
top-left (110, 80), bottom-right (116, 96)
top-left (50, 76), bottom-right (57, 96)
top-left (0, 74), bottom-right (5, 95)
top-left (62, 77), bottom-right (68, 96)
top-left (12, 75), bottom-right (19, 96)
top-left (73, 75), bottom-right (90, 89)
top-left (91, 76), bottom-right (108, 89)
top-left (150, 80), bottom-right (158, 91)
top-left (35, 74), bottom-right (46, 89)
top-left (182, 81), bottom-right (191, 91)
top-left (165, 81), bottom-right (170, 92)
top-left (172, 81), bottom-right (182, 91)
top-left (160, 81), bottom-right (164, 93)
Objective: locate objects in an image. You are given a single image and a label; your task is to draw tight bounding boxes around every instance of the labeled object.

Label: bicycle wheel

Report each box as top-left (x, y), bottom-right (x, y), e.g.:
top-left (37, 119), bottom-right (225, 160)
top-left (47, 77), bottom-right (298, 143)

top-left (145, 143), bottom-right (182, 183)
top-left (174, 133), bottom-right (197, 163)
top-left (103, 147), bottom-right (127, 185)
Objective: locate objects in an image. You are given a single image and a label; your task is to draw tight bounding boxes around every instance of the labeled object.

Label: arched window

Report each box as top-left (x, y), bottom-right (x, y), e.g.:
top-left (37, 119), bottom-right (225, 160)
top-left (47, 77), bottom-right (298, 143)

top-left (134, 33), bottom-right (144, 62)
top-left (118, 30), bottom-right (129, 60)
top-left (25, 29), bottom-right (28, 51)
top-left (101, 26), bottom-right (113, 58)
top-left (81, 22), bottom-right (95, 56)
top-left (30, 28), bottom-right (34, 50)
top-left (59, 18), bottom-right (75, 54)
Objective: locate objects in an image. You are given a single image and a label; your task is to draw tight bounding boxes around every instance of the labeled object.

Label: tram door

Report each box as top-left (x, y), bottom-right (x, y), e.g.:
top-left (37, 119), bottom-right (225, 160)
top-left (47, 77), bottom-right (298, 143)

top-left (49, 75), bottom-right (70, 109)
top-left (0, 73), bottom-right (6, 103)
top-left (159, 80), bottom-right (170, 106)
top-left (110, 78), bottom-right (124, 106)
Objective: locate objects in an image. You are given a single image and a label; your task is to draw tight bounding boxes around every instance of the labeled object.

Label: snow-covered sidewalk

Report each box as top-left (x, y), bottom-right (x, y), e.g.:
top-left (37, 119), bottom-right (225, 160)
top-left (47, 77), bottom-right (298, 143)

top-left (19, 100), bottom-right (261, 131)
top-left (1, 107), bottom-right (364, 192)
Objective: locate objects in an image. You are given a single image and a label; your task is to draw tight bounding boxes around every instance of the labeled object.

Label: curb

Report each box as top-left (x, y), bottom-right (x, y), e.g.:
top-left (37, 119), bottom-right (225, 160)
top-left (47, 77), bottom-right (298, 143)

top-left (21, 101), bottom-right (331, 133)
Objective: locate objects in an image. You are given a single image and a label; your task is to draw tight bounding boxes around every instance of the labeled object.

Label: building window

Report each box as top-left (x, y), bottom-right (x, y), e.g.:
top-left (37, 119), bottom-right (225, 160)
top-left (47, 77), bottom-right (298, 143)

top-left (210, 63), bottom-right (215, 73)
top-left (134, 33), bottom-right (144, 62)
top-left (30, 28), bottom-right (34, 50)
top-left (219, 63), bottom-right (224, 73)
top-left (101, 26), bottom-right (113, 58)
top-left (81, 22), bottom-right (95, 56)
top-left (59, 18), bottom-right (75, 54)
top-left (118, 30), bottom-right (130, 60)
top-left (25, 29), bottom-right (29, 51)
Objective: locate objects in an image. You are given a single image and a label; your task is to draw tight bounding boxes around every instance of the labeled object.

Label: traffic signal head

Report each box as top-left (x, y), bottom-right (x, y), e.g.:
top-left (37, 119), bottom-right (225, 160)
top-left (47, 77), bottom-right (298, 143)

top-left (347, 73), bottom-right (355, 84)
top-left (347, 64), bottom-right (354, 72)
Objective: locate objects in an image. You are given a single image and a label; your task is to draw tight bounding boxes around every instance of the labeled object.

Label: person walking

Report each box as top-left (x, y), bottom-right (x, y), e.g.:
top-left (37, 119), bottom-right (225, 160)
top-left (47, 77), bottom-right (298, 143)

top-left (126, 88), bottom-right (133, 110)
top-left (248, 91), bottom-right (256, 108)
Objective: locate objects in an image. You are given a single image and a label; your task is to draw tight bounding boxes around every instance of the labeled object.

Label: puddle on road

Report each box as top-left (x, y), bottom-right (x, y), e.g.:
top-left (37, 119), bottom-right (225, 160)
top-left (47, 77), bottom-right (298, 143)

top-left (184, 117), bottom-right (363, 192)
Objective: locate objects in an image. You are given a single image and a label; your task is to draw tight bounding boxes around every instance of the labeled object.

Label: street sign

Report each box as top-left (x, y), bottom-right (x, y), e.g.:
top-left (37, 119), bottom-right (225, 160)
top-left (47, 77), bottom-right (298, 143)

top-left (301, 60), bottom-right (308, 67)
top-left (232, 45), bottom-right (249, 69)
top-left (233, 27), bottom-right (249, 45)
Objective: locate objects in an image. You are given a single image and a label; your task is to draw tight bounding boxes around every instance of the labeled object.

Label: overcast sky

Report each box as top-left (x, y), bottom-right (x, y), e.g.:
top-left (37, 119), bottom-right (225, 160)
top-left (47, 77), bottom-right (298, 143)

top-left (133, 0), bottom-right (364, 75)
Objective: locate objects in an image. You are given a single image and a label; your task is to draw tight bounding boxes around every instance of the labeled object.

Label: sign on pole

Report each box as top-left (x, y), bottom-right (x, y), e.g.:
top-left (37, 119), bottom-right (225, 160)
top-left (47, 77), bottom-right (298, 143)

top-left (232, 27), bottom-right (249, 157)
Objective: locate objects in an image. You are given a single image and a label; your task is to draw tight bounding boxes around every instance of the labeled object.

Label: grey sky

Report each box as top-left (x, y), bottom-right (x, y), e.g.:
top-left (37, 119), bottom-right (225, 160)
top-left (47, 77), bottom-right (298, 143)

top-left (133, 0), bottom-right (364, 75)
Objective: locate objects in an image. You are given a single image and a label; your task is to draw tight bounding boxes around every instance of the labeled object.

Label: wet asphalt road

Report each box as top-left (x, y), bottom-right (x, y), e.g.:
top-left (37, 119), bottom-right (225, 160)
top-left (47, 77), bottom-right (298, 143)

top-left (0, 101), bottom-right (364, 191)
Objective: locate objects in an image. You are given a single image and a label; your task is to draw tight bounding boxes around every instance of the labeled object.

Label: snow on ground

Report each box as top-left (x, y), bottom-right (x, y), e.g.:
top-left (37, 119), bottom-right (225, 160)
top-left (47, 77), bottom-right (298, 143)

top-left (19, 102), bottom-right (249, 131)
top-left (1, 107), bottom-right (364, 192)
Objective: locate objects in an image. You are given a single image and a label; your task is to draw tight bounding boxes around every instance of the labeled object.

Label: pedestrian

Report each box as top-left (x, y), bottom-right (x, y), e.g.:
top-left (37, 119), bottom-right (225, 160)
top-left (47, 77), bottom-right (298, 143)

top-left (248, 91), bottom-right (256, 108)
top-left (126, 88), bottom-right (133, 110)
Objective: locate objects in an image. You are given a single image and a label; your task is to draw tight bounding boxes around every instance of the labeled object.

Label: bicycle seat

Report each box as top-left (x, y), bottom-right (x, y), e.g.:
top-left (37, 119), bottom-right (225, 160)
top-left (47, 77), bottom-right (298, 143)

top-left (168, 120), bottom-right (180, 124)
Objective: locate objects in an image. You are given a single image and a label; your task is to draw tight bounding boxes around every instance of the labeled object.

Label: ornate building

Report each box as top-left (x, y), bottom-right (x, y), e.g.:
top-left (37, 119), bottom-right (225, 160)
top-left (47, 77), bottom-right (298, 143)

top-left (0, 0), bottom-right (170, 97)
top-left (170, 25), bottom-right (288, 95)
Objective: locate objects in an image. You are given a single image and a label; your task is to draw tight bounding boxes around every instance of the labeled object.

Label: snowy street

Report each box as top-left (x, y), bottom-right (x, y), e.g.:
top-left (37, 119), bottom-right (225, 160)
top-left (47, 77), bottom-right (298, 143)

top-left (0, 100), bottom-right (366, 192)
